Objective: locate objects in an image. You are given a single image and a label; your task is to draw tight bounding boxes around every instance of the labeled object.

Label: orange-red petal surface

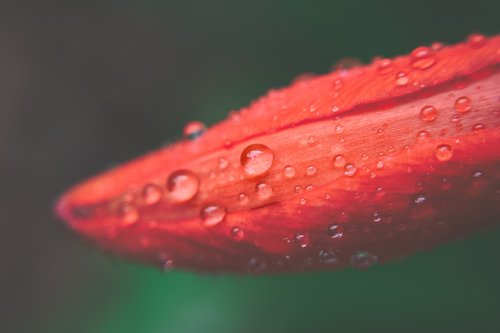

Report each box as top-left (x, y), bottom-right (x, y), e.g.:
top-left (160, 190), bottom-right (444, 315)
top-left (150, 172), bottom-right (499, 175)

top-left (56, 34), bottom-right (500, 273)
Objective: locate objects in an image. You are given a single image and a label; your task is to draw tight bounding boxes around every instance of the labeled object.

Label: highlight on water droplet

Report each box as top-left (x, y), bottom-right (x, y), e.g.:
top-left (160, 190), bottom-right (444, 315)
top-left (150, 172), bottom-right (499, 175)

top-left (183, 121), bottom-right (206, 140)
top-left (344, 163), bottom-right (357, 177)
top-left (256, 182), bottom-right (273, 200)
top-left (283, 165), bottom-right (296, 178)
top-left (435, 144), bottom-right (453, 162)
top-left (454, 96), bottom-right (472, 113)
top-left (410, 46), bottom-right (436, 70)
top-left (201, 205), bottom-right (226, 227)
top-left (295, 233), bottom-right (310, 249)
top-left (240, 144), bottom-right (274, 177)
top-left (350, 251), bottom-right (378, 270)
top-left (419, 105), bottom-right (438, 122)
top-left (327, 224), bottom-right (344, 239)
top-left (166, 170), bottom-right (199, 203)
top-left (141, 183), bottom-right (162, 205)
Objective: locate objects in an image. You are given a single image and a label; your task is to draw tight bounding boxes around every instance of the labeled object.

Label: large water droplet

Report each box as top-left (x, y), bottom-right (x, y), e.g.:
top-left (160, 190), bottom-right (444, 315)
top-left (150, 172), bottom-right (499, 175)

top-left (419, 105), bottom-right (438, 122)
top-left (454, 96), bottom-right (472, 113)
top-left (183, 121), bottom-right (206, 140)
top-left (435, 144), bottom-right (453, 162)
top-left (141, 184), bottom-right (162, 205)
top-left (201, 205), bottom-right (226, 227)
top-left (167, 170), bottom-right (199, 202)
top-left (240, 144), bottom-right (274, 177)
top-left (256, 182), bottom-right (273, 200)
top-left (410, 46), bottom-right (436, 70)
top-left (350, 251), bottom-right (378, 269)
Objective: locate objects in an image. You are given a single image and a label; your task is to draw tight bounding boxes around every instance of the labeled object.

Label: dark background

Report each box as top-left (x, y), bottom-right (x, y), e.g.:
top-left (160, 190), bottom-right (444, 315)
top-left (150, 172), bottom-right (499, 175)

top-left (1, 1), bottom-right (499, 333)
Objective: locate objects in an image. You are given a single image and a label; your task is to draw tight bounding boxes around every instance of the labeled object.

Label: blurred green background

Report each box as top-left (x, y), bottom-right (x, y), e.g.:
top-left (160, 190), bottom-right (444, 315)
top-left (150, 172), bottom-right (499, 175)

top-left (1, 1), bottom-right (499, 332)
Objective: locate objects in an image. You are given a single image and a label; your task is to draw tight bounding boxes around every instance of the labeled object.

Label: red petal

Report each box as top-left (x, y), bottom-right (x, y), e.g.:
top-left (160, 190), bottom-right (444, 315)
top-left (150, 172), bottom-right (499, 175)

top-left (56, 34), bottom-right (500, 273)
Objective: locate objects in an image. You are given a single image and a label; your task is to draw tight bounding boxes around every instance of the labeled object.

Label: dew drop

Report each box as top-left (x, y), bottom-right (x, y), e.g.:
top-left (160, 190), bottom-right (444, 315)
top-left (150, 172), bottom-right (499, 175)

top-left (295, 233), bottom-right (310, 248)
top-left (218, 157), bottom-right (229, 170)
top-left (467, 33), bottom-right (486, 48)
top-left (335, 124), bottom-right (344, 133)
top-left (435, 144), bottom-right (453, 162)
top-left (331, 105), bottom-right (341, 112)
top-left (294, 185), bottom-right (303, 194)
top-left (395, 72), bottom-right (409, 86)
top-left (416, 130), bottom-right (430, 142)
top-left (318, 249), bottom-right (338, 264)
top-left (327, 224), bottom-right (343, 239)
top-left (183, 121), bottom-right (206, 140)
top-left (256, 182), bottom-right (273, 200)
top-left (344, 163), bottom-right (357, 177)
top-left (419, 105), bottom-right (438, 122)
top-left (238, 193), bottom-right (249, 205)
top-left (305, 185), bottom-right (314, 191)
top-left (201, 205), bottom-right (226, 227)
top-left (454, 96), bottom-right (472, 113)
top-left (116, 203), bottom-right (139, 225)
top-left (306, 165), bottom-right (317, 176)
top-left (332, 155), bottom-right (346, 168)
top-left (299, 197), bottom-right (307, 205)
top-left (166, 170), bottom-right (199, 202)
top-left (283, 165), bottom-right (296, 178)
top-left (376, 58), bottom-right (394, 75)
top-left (410, 46), bottom-right (436, 70)
top-left (240, 144), bottom-right (274, 177)
top-left (413, 194), bottom-right (429, 205)
top-left (231, 226), bottom-right (245, 241)
top-left (350, 251), bottom-right (378, 270)
top-left (472, 123), bottom-right (486, 131)
top-left (141, 184), bottom-right (162, 205)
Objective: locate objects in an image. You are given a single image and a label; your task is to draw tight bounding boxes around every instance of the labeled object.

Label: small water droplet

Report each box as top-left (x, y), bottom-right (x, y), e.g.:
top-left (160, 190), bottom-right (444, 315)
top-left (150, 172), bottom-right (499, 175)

top-left (327, 224), bottom-right (343, 239)
top-left (116, 203), bottom-right (139, 225)
top-left (419, 105), bottom-right (438, 122)
top-left (376, 161), bottom-right (384, 169)
top-left (435, 144), bottom-right (453, 162)
top-left (344, 163), bottom-right (357, 177)
top-left (201, 205), bottom-right (226, 227)
top-left (376, 58), bottom-right (394, 75)
top-left (350, 251), bottom-right (378, 269)
top-left (240, 144), bottom-right (274, 177)
top-left (472, 123), bottom-right (486, 131)
top-left (141, 184), bottom-right (162, 205)
top-left (377, 128), bottom-right (384, 135)
top-left (372, 211), bottom-right (382, 223)
top-left (413, 194), bottom-right (429, 205)
top-left (183, 121), bottom-right (206, 140)
top-left (331, 105), bottom-right (341, 112)
top-left (318, 249), bottom-right (338, 264)
top-left (238, 193), bottom-right (249, 205)
top-left (416, 130), bottom-right (431, 142)
top-left (295, 233), bottom-right (310, 248)
top-left (306, 166), bottom-right (317, 176)
top-left (454, 96), bottom-right (472, 113)
top-left (299, 197), bottom-right (307, 205)
top-left (294, 185), bottom-right (302, 194)
top-left (256, 182), bottom-right (273, 200)
top-left (332, 155), bottom-right (346, 168)
top-left (335, 124), bottom-right (344, 133)
top-left (467, 33), bottom-right (486, 48)
top-left (231, 226), bottom-right (245, 241)
top-left (395, 72), bottom-right (409, 86)
top-left (410, 46), bottom-right (436, 70)
top-left (284, 165), bottom-right (296, 178)
top-left (218, 157), bottom-right (229, 170)
top-left (166, 170), bottom-right (199, 202)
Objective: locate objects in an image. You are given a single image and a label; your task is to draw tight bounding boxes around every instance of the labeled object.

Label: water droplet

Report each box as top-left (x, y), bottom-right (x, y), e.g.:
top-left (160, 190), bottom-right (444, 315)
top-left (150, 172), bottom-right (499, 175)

top-left (435, 144), bottom-right (453, 162)
top-left (372, 211), bottom-right (382, 223)
top-left (413, 194), bottom-right (429, 205)
top-left (410, 46), bottom-right (436, 70)
top-left (376, 58), bottom-right (394, 75)
top-left (451, 113), bottom-right (461, 122)
top-left (318, 249), bottom-right (338, 264)
top-left (416, 130), bottom-right (431, 142)
top-left (294, 185), bottom-right (302, 194)
top-left (454, 96), bottom-right (472, 113)
top-left (231, 226), bottom-right (245, 241)
top-left (141, 184), bottom-right (162, 205)
top-left (116, 203), bottom-right (139, 225)
top-left (431, 42), bottom-right (444, 51)
top-left (335, 124), bottom-right (344, 133)
top-left (395, 72), bottom-right (409, 86)
top-left (284, 165), bottom-right (296, 178)
top-left (238, 193), bottom-right (249, 205)
top-left (377, 128), bottom-right (384, 135)
top-left (361, 153), bottom-right (368, 161)
top-left (419, 105), bottom-right (438, 122)
top-left (299, 197), bottom-right (307, 205)
top-left (327, 224), bottom-right (343, 239)
top-left (331, 105), bottom-right (341, 112)
top-left (350, 251), bottom-right (378, 269)
top-left (472, 123), bottom-right (486, 131)
top-left (218, 157), bottom-right (229, 170)
top-left (183, 121), bottom-right (206, 140)
top-left (467, 33), bottom-right (486, 48)
top-left (332, 155), bottom-right (346, 168)
top-left (295, 233), bottom-right (310, 248)
top-left (306, 166), bottom-right (317, 176)
top-left (240, 144), bottom-right (274, 177)
top-left (376, 161), bottom-right (384, 169)
top-left (344, 163), bottom-right (357, 177)
top-left (166, 170), bottom-right (199, 202)
top-left (201, 205), bottom-right (226, 227)
top-left (256, 182), bottom-right (273, 200)
top-left (305, 185), bottom-right (314, 191)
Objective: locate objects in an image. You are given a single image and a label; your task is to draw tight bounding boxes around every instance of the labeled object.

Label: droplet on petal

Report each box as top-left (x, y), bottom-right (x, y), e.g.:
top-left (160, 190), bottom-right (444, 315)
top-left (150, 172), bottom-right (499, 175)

top-left (350, 251), bottom-right (378, 269)
top-left (344, 163), bottom-right (357, 177)
top-left (283, 165), bottom-right (296, 178)
top-left (410, 46), bottom-right (436, 70)
top-left (230, 227), bottom-right (245, 241)
top-left (419, 105), bottom-right (438, 122)
top-left (454, 96), bottom-right (472, 113)
top-left (166, 170), bottom-right (199, 203)
top-left (256, 182), bottom-right (273, 200)
top-left (141, 184), bottom-right (162, 205)
top-left (395, 72), bottom-right (409, 86)
top-left (435, 144), bottom-right (453, 162)
top-left (332, 155), bottom-right (346, 168)
top-left (201, 205), bottom-right (226, 227)
top-left (183, 121), bottom-right (206, 140)
top-left (240, 144), bottom-right (274, 177)
top-left (116, 203), bottom-right (139, 225)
